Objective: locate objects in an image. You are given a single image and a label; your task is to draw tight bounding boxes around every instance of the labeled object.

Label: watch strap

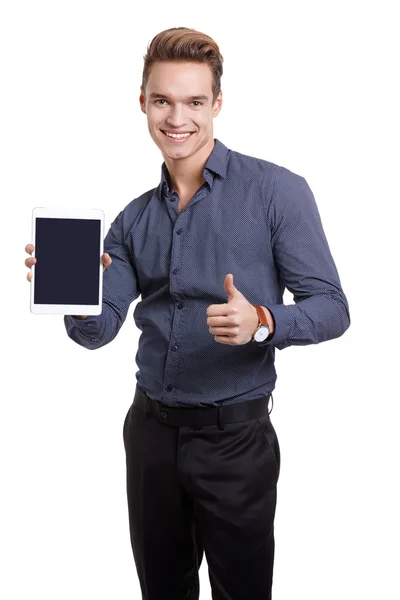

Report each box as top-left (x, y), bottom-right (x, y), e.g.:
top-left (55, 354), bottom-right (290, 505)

top-left (252, 304), bottom-right (268, 327)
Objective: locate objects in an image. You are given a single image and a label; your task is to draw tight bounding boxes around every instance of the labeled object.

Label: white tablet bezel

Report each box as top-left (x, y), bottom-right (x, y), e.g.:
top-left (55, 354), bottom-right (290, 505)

top-left (30, 206), bottom-right (104, 315)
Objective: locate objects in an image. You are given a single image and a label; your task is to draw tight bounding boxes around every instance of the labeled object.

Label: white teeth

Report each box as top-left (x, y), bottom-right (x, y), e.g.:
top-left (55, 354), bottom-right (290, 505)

top-left (164, 131), bottom-right (192, 139)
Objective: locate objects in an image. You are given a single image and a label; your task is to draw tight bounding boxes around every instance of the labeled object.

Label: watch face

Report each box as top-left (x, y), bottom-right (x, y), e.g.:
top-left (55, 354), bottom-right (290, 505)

top-left (254, 326), bottom-right (270, 341)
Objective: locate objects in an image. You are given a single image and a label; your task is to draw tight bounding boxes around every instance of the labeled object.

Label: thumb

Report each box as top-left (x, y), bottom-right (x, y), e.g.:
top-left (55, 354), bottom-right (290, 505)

top-left (224, 273), bottom-right (237, 300)
top-left (102, 253), bottom-right (112, 272)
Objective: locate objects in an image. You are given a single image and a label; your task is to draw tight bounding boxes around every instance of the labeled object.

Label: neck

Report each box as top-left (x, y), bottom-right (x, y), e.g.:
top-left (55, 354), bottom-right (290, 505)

top-left (164, 138), bottom-right (215, 194)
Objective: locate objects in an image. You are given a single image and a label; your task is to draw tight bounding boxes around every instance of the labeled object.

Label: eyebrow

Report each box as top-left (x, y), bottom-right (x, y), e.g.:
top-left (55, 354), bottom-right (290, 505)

top-left (149, 93), bottom-right (209, 101)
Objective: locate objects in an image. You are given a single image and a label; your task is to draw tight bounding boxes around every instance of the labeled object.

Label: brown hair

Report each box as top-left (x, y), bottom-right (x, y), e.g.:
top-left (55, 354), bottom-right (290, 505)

top-left (141, 27), bottom-right (224, 105)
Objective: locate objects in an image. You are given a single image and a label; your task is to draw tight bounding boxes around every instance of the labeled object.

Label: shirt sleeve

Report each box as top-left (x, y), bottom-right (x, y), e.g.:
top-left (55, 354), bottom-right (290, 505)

top-left (64, 208), bottom-right (140, 349)
top-left (257, 166), bottom-right (350, 350)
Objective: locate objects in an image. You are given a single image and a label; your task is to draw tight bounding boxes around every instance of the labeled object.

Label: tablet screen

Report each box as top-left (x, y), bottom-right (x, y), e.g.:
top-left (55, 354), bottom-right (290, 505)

top-left (34, 218), bottom-right (101, 305)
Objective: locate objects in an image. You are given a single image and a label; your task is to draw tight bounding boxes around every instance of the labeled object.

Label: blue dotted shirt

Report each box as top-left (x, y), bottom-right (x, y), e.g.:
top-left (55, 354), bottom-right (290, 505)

top-left (64, 139), bottom-right (350, 407)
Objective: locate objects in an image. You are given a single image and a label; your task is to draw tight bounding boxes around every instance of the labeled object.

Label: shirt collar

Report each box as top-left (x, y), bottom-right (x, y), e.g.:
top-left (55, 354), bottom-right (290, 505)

top-left (160, 138), bottom-right (228, 195)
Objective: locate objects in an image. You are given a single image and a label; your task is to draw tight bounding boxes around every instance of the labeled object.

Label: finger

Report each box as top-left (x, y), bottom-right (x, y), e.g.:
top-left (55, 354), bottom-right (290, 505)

top-left (206, 304), bottom-right (236, 316)
top-left (25, 257), bottom-right (37, 267)
top-left (25, 244), bottom-right (34, 254)
top-left (214, 335), bottom-right (234, 345)
top-left (209, 327), bottom-right (239, 336)
top-left (27, 272), bottom-right (32, 282)
top-left (207, 315), bottom-right (236, 326)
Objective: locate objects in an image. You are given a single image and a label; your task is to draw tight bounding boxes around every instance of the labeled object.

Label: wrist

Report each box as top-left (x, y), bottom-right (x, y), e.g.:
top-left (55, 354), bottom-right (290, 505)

top-left (251, 304), bottom-right (259, 336)
top-left (250, 304), bottom-right (274, 343)
top-left (260, 306), bottom-right (275, 335)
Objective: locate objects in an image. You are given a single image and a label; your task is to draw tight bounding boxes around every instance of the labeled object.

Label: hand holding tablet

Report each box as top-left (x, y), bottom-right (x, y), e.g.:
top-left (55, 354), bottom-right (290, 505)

top-left (26, 207), bottom-right (110, 316)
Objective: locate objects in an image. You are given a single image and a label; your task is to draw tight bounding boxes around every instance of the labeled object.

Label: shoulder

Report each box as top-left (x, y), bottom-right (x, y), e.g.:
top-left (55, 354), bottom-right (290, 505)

top-left (227, 146), bottom-right (316, 225)
top-left (227, 146), bottom-right (306, 194)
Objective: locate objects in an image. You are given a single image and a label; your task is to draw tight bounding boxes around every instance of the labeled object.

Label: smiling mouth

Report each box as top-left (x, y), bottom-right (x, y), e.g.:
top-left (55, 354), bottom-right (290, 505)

top-left (161, 130), bottom-right (195, 139)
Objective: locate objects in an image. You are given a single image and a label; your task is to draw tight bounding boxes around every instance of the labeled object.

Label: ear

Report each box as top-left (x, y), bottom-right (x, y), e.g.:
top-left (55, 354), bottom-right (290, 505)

top-left (139, 92), bottom-right (146, 114)
top-left (213, 91), bottom-right (223, 118)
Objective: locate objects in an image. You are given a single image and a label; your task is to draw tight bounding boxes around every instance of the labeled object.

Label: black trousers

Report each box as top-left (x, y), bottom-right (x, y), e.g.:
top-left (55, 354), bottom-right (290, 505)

top-left (123, 385), bottom-right (280, 600)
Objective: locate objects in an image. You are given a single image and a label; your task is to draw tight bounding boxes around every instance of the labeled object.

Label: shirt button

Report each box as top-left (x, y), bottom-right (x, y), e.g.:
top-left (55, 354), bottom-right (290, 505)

top-left (166, 384), bottom-right (173, 392)
top-left (172, 344), bottom-right (178, 351)
top-left (177, 302), bottom-right (183, 309)
top-left (169, 196), bottom-right (176, 202)
top-left (160, 411), bottom-right (168, 419)
top-left (173, 268), bottom-right (179, 275)
top-left (176, 228), bottom-right (183, 235)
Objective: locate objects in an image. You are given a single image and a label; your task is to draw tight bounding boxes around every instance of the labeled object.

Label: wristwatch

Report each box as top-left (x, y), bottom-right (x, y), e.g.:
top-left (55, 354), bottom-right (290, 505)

top-left (251, 304), bottom-right (270, 342)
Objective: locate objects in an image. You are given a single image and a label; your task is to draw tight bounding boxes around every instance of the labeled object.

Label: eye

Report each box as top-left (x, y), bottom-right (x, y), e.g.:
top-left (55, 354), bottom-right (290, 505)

top-left (154, 99), bottom-right (203, 106)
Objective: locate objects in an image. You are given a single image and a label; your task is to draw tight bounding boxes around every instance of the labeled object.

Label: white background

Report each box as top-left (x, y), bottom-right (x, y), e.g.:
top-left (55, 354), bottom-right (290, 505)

top-left (1, 1), bottom-right (399, 598)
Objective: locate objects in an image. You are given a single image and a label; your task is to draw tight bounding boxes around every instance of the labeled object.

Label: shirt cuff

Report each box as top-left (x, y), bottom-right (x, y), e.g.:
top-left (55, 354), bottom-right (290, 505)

top-left (258, 304), bottom-right (292, 347)
top-left (65, 315), bottom-right (98, 329)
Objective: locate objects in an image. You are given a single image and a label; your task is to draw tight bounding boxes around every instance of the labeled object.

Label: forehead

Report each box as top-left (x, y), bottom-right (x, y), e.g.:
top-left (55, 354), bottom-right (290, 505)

top-left (146, 61), bottom-right (213, 97)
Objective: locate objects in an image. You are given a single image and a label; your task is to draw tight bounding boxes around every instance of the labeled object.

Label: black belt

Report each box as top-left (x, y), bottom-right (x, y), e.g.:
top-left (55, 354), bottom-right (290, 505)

top-left (133, 385), bottom-right (273, 429)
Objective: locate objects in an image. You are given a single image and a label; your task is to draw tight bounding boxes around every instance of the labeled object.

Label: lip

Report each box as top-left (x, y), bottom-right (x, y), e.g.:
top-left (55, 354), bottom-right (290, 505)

top-left (161, 130), bottom-right (195, 143)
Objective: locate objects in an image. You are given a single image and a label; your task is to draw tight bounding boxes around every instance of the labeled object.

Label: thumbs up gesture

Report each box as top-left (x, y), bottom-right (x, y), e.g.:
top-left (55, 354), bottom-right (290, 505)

top-left (206, 274), bottom-right (270, 345)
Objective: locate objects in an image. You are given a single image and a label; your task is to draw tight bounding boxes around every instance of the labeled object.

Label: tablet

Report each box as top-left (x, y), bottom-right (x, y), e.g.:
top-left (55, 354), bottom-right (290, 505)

top-left (30, 207), bottom-right (104, 315)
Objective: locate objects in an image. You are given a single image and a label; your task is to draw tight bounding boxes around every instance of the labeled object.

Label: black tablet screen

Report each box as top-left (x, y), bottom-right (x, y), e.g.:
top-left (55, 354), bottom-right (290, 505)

top-left (34, 218), bottom-right (101, 305)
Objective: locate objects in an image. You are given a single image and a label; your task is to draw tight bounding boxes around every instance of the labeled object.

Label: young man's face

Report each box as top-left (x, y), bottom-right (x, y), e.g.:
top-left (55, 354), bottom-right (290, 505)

top-left (140, 61), bottom-right (222, 162)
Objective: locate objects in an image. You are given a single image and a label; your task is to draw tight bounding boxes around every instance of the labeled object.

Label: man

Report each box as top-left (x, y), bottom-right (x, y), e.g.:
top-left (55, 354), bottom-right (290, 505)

top-left (25, 27), bottom-right (350, 600)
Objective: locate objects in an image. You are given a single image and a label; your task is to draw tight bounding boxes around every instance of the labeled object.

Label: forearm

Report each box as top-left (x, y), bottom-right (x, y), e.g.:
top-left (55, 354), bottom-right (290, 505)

top-left (261, 290), bottom-right (350, 350)
top-left (64, 300), bottom-right (125, 350)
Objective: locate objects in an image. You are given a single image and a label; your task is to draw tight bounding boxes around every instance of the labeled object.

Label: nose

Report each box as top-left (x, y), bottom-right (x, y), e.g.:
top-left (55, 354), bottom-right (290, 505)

top-left (165, 103), bottom-right (188, 129)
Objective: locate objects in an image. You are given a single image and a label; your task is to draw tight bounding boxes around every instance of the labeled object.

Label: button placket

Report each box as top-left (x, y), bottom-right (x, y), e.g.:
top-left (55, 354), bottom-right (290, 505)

top-left (162, 211), bottom-right (189, 405)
